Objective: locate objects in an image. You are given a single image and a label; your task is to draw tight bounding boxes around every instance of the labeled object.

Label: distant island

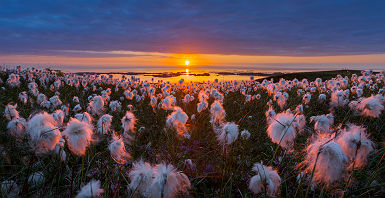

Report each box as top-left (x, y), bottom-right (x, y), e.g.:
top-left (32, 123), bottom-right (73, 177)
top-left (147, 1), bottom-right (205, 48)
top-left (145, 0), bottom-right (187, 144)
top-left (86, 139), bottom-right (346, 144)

top-left (74, 71), bottom-right (283, 78)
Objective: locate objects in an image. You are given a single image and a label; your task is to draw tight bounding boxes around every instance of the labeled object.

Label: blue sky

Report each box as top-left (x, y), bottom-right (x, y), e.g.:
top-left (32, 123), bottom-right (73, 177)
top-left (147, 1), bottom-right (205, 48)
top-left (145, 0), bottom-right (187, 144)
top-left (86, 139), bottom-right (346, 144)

top-left (0, 0), bottom-right (385, 71)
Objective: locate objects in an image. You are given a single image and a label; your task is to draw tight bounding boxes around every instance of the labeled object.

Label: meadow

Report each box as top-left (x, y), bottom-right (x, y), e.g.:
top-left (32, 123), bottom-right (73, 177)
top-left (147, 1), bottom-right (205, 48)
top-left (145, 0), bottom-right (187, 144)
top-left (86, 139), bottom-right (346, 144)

top-left (0, 68), bottom-right (384, 197)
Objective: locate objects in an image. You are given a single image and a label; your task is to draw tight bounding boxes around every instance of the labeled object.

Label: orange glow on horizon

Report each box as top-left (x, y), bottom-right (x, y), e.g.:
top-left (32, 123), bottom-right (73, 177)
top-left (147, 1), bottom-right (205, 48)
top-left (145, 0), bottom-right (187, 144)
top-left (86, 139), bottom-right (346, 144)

top-left (1, 51), bottom-right (385, 71)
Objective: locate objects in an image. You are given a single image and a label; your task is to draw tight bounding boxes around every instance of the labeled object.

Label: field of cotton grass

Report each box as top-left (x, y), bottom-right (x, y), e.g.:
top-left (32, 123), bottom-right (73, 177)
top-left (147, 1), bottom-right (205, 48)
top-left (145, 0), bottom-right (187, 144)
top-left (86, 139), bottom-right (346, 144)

top-left (0, 68), bottom-right (385, 197)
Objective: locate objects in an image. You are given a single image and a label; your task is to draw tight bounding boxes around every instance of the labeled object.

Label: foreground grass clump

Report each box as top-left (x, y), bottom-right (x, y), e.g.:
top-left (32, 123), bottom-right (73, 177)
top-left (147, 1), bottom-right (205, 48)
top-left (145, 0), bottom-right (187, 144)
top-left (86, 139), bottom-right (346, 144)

top-left (0, 68), bottom-right (385, 197)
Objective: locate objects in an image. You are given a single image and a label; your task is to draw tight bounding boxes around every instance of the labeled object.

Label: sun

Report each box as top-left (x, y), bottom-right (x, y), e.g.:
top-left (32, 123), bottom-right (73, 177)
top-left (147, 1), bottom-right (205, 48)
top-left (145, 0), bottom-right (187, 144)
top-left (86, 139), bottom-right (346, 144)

top-left (185, 60), bottom-right (190, 66)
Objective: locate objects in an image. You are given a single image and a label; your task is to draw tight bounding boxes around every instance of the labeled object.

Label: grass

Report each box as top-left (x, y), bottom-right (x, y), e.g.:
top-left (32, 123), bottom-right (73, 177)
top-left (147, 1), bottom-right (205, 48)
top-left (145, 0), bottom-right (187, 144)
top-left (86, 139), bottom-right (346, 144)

top-left (0, 69), bottom-right (384, 197)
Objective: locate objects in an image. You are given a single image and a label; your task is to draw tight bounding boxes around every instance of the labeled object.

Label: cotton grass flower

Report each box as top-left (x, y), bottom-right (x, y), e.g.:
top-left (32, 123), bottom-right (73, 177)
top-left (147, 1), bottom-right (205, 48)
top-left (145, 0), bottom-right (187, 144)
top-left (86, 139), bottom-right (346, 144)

top-left (302, 136), bottom-right (348, 185)
top-left (330, 90), bottom-right (347, 108)
top-left (49, 95), bottom-right (62, 109)
top-left (75, 112), bottom-right (93, 123)
top-left (51, 109), bottom-right (65, 126)
top-left (240, 129), bottom-right (251, 139)
top-left (26, 112), bottom-right (62, 155)
top-left (108, 135), bottom-right (131, 164)
top-left (217, 122), bottom-right (239, 146)
top-left (7, 117), bottom-right (26, 138)
top-left (161, 96), bottom-right (176, 110)
top-left (197, 99), bottom-right (208, 113)
top-left (295, 114), bottom-right (306, 133)
top-left (128, 160), bottom-right (155, 197)
top-left (75, 180), bottom-right (104, 198)
top-left (150, 96), bottom-right (157, 109)
top-left (28, 171), bottom-right (45, 187)
top-left (166, 107), bottom-right (189, 138)
top-left (54, 137), bottom-right (67, 161)
top-left (336, 124), bottom-right (374, 170)
top-left (73, 96), bottom-right (80, 103)
top-left (6, 73), bottom-right (20, 87)
top-left (62, 118), bottom-right (93, 156)
top-left (302, 93), bottom-right (311, 105)
top-left (18, 91), bottom-right (28, 104)
top-left (318, 93), bottom-right (327, 103)
top-left (249, 163), bottom-right (281, 196)
top-left (210, 100), bottom-right (226, 124)
top-left (4, 104), bottom-right (19, 121)
top-left (37, 93), bottom-right (47, 105)
top-left (122, 111), bottom-right (137, 134)
top-left (150, 163), bottom-right (191, 198)
top-left (266, 112), bottom-right (297, 149)
top-left (73, 104), bottom-right (82, 112)
top-left (87, 95), bottom-right (105, 116)
top-left (97, 114), bottom-right (113, 135)
top-left (310, 114), bottom-right (334, 134)
top-left (356, 95), bottom-right (384, 118)
top-left (265, 106), bottom-right (276, 124)
top-left (1, 180), bottom-right (20, 198)
top-left (109, 100), bottom-right (122, 112)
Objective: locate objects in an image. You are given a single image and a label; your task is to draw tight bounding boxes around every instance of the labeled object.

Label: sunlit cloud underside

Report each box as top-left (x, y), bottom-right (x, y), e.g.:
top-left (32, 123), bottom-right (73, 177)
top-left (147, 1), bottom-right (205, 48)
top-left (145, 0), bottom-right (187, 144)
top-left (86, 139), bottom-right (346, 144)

top-left (1, 50), bottom-right (385, 72)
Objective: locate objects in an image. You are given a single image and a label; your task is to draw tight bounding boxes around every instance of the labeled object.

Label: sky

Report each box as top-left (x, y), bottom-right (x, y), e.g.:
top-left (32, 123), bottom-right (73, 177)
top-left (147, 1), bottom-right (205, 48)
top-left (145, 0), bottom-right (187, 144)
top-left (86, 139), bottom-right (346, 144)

top-left (0, 0), bottom-right (385, 72)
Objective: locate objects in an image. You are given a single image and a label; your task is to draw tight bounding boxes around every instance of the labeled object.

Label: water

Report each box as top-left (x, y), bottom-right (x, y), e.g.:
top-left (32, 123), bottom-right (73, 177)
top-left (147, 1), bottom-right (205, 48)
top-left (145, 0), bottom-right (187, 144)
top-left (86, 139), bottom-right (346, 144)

top-left (108, 72), bottom-right (259, 83)
top-left (7, 63), bottom-right (379, 83)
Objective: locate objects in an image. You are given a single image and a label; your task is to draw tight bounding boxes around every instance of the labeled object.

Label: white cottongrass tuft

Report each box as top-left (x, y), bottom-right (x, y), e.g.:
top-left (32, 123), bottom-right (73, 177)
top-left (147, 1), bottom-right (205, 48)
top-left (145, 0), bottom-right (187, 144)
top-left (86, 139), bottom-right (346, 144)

top-left (26, 112), bottom-right (62, 154)
top-left (265, 106), bottom-right (276, 124)
top-left (197, 99), bottom-right (208, 113)
top-left (75, 112), bottom-right (93, 124)
top-left (28, 171), bottom-right (45, 187)
top-left (1, 180), bottom-right (20, 198)
top-left (19, 91), bottom-right (28, 104)
top-left (75, 180), bottom-right (104, 198)
top-left (121, 111), bottom-right (137, 134)
top-left (182, 94), bottom-right (193, 103)
top-left (249, 163), bottom-right (281, 196)
top-left (275, 92), bottom-right (288, 110)
top-left (128, 160), bottom-right (155, 197)
top-left (51, 110), bottom-right (65, 126)
top-left (240, 129), bottom-right (251, 139)
top-left (302, 93), bottom-right (311, 105)
top-left (150, 96), bottom-right (157, 109)
top-left (7, 117), bottom-right (26, 138)
top-left (318, 93), bottom-right (327, 103)
top-left (87, 95), bottom-right (105, 116)
top-left (49, 95), bottom-right (62, 109)
top-left (166, 107), bottom-right (189, 137)
top-left (356, 95), bottom-right (384, 118)
top-left (302, 136), bottom-right (348, 185)
top-left (73, 96), bottom-right (80, 103)
top-left (330, 90), bottom-right (347, 108)
top-left (97, 114), bottom-right (113, 135)
top-left (73, 104), bottom-right (82, 112)
top-left (336, 124), bottom-right (374, 170)
top-left (109, 100), bottom-right (122, 112)
top-left (149, 163), bottom-right (191, 198)
top-left (61, 105), bottom-right (70, 117)
top-left (4, 104), bottom-right (19, 121)
top-left (266, 112), bottom-right (298, 149)
top-left (37, 93), bottom-right (47, 105)
top-left (6, 73), bottom-right (21, 87)
top-left (210, 100), bottom-right (226, 124)
top-left (54, 137), bottom-right (67, 161)
top-left (108, 134), bottom-right (131, 164)
top-left (217, 122), bottom-right (239, 146)
top-left (62, 118), bottom-right (93, 156)
top-left (160, 96), bottom-right (176, 110)
top-left (295, 114), bottom-right (306, 133)
top-left (310, 114), bottom-right (334, 134)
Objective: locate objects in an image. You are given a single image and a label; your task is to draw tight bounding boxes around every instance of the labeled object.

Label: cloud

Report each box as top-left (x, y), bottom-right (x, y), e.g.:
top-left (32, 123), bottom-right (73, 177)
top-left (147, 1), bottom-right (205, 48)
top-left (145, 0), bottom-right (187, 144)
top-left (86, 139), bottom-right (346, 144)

top-left (0, 0), bottom-right (385, 56)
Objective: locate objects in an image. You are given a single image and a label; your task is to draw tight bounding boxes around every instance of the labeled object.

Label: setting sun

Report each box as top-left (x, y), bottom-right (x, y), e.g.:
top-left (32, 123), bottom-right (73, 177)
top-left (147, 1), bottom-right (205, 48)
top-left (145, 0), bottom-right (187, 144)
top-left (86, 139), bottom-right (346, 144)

top-left (185, 60), bottom-right (190, 66)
